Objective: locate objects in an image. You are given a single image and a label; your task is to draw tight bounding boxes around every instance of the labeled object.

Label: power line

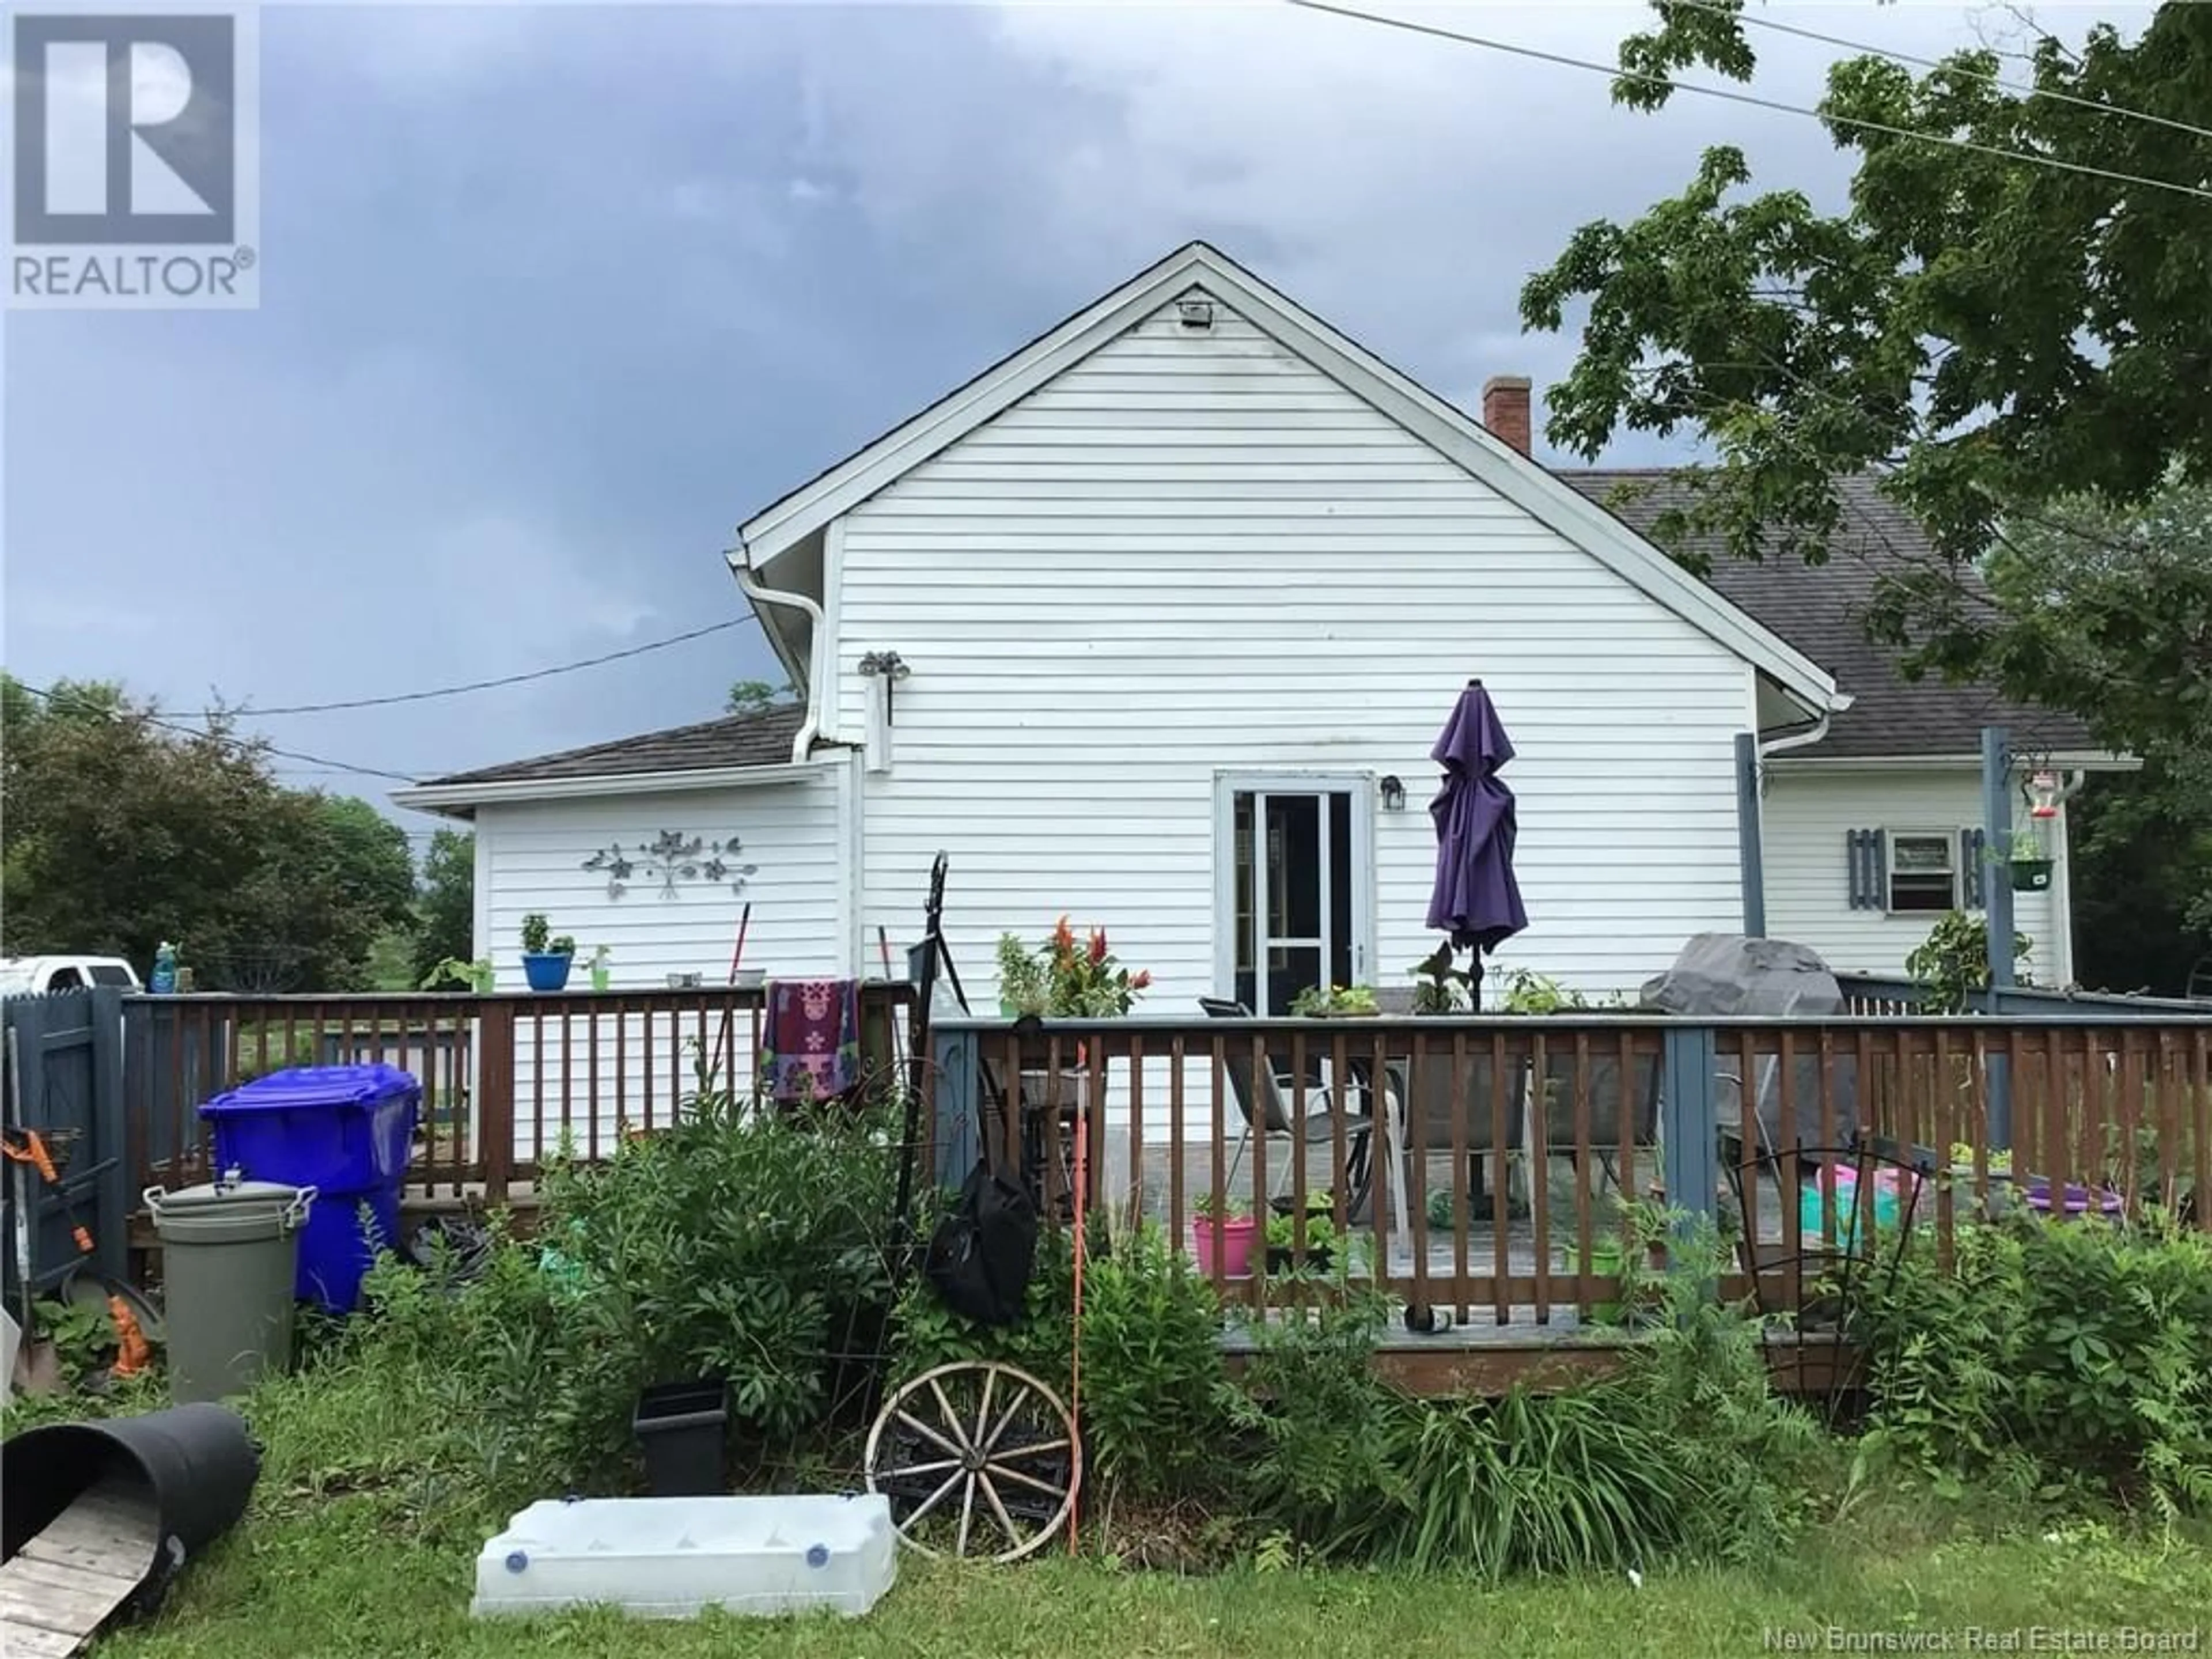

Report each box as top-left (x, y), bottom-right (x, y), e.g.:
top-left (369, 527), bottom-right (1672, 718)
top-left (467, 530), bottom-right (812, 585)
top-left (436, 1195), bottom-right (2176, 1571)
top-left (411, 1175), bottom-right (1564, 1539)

top-left (209, 615), bottom-right (753, 718)
top-left (1673, 0), bottom-right (2212, 147)
top-left (1281, 0), bottom-right (2212, 206)
top-left (14, 682), bottom-right (424, 785)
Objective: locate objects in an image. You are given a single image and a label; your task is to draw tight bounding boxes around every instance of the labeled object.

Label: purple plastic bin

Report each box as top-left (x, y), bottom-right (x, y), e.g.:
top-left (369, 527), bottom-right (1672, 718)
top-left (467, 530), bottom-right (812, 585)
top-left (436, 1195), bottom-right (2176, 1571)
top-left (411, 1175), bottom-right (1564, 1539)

top-left (201, 1065), bottom-right (421, 1311)
top-left (2023, 1177), bottom-right (2125, 1219)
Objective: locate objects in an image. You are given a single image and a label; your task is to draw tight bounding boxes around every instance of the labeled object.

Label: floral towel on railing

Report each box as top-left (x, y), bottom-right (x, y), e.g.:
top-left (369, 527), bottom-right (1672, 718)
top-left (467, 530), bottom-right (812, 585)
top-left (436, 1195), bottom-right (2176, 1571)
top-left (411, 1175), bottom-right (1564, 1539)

top-left (760, 978), bottom-right (862, 1104)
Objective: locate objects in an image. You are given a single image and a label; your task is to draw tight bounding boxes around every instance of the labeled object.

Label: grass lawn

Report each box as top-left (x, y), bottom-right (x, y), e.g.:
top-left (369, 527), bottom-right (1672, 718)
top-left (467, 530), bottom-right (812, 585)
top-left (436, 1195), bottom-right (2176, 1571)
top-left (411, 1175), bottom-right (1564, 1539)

top-left (85, 1494), bottom-right (2212, 1659)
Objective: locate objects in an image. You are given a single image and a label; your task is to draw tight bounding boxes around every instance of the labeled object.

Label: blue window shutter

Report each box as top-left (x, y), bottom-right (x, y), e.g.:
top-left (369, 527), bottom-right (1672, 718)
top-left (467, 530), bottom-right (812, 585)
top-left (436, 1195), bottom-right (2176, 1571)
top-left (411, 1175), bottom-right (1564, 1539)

top-left (1847, 829), bottom-right (1887, 911)
top-left (1961, 828), bottom-right (1986, 908)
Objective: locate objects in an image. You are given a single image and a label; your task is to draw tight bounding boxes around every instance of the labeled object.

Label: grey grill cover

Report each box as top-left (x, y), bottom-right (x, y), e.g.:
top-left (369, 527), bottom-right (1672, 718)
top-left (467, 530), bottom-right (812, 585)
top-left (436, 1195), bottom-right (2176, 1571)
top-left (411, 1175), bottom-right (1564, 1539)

top-left (1639, 934), bottom-right (1857, 1153)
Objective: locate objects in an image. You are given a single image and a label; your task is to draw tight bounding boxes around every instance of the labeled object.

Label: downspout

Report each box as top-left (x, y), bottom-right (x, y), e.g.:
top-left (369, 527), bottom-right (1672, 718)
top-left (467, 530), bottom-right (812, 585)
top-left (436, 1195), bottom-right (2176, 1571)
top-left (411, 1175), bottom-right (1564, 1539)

top-left (729, 539), bottom-right (825, 767)
top-left (1758, 710), bottom-right (1833, 762)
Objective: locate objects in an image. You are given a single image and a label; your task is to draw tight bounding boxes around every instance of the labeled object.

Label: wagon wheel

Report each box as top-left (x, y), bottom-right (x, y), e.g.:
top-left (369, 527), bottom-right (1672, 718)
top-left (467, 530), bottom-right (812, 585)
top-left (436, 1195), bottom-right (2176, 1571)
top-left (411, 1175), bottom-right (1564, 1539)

top-left (863, 1361), bottom-right (1080, 1563)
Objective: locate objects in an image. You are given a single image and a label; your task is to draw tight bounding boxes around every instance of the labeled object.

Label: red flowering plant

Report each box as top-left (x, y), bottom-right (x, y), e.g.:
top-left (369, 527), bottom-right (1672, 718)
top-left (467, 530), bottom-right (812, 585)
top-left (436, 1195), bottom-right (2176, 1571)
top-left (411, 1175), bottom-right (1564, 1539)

top-left (996, 916), bottom-right (1152, 1017)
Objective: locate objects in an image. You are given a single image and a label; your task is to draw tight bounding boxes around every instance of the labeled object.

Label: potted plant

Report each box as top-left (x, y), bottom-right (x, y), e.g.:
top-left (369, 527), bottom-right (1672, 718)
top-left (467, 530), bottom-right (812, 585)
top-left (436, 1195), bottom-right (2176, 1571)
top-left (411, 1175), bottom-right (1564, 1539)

top-left (997, 918), bottom-right (1150, 1107)
top-left (520, 913), bottom-right (576, 993)
top-left (995, 917), bottom-right (1150, 1021)
top-left (421, 956), bottom-right (494, 993)
top-left (1561, 1233), bottom-right (1629, 1325)
top-left (1264, 1190), bottom-right (1340, 1273)
top-left (587, 944), bottom-right (612, 993)
top-left (1290, 983), bottom-right (1380, 1017)
top-left (2000, 829), bottom-right (2055, 893)
top-left (1408, 944), bottom-right (1475, 1014)
top-left (1190, 1193), bottom-right (1256, 1278)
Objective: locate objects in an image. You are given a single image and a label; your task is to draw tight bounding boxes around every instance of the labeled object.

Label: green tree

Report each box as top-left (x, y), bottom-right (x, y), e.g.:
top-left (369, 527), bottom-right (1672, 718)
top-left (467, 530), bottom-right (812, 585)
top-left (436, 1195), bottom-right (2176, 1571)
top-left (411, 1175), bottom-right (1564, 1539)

top-left (1521, 1), bottom-right (2212, 748)
top-left (224, 793), bottom-right (419, 992)
top-left (1, 676), bottom-right (416, 990)
top-left (726, 676), bottom-right (798, 715)
top-left (2, 676), bottom-right (278, 973)
top-left (410, 827), bottom-right (477, 986)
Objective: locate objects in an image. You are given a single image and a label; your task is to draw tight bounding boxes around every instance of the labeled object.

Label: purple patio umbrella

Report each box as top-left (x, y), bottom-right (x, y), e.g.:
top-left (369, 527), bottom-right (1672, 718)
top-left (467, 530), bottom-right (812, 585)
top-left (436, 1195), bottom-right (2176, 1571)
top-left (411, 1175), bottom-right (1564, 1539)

top-left (1426, 679), bottom-right (1527, 1007)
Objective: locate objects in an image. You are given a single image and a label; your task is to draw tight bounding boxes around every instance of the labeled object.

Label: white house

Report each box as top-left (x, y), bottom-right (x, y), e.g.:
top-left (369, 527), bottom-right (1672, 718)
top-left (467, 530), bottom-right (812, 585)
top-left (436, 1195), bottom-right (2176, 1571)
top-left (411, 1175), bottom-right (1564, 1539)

top-left (395, 243), bottom-right (2119, 1025)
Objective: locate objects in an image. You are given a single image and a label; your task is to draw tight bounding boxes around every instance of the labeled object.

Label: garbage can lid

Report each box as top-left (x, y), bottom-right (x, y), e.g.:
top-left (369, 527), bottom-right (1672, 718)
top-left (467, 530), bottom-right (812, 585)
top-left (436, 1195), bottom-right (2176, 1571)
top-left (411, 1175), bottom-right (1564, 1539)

top-left (151, 1175), bottom-right (309, 1211)
top-left (200, 1063), bottom-right (419, 1117)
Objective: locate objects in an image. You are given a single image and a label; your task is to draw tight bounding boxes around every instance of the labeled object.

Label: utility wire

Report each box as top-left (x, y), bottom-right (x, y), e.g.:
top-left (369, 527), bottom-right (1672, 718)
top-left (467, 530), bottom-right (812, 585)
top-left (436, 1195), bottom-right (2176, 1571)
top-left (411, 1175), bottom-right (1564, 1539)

top-left (1282, 0), bottom-right (2212, 205)
top-left (203, 615), bottom-right (752, 718)
top-left (1672, 0), bottom-right (2212, 147)
top-left (14, 681), bottom-right (425, 785)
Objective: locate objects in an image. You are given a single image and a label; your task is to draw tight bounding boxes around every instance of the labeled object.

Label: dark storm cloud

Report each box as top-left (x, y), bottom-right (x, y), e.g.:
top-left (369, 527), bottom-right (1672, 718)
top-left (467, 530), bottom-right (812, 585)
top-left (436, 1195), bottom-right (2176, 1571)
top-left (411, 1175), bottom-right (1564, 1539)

top-left (3, 2), bottom-right (2147, 819)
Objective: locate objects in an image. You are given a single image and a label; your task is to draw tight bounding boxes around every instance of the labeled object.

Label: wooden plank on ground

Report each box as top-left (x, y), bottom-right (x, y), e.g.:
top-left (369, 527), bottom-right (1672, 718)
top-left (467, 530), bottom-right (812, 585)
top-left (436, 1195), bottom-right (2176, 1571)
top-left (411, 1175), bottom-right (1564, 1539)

top-left (23, 1482), bottom-right (155, 1556)
top-left (0, 1551), bottom-right (136, 1635)
top-left (0, 1480), bottom-right (159, 1656)
top-left (0, 1618), bottom-right (86, 1657)
top-left (17, 1526), bottom-right (153, 1581)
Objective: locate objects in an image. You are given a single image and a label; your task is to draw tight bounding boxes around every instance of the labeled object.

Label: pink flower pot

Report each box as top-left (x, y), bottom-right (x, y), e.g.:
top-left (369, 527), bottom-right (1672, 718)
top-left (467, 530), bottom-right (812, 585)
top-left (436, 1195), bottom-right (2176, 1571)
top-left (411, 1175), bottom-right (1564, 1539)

top-left (1191, 1215), bottom-right (1257, 1278)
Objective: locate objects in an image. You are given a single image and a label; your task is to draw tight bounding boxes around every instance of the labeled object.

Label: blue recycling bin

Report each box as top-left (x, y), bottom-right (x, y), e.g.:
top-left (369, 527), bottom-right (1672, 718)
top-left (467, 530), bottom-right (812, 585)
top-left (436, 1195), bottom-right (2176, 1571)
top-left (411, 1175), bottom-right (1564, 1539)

top-left (200, 1065), bottom-right (421, 1312)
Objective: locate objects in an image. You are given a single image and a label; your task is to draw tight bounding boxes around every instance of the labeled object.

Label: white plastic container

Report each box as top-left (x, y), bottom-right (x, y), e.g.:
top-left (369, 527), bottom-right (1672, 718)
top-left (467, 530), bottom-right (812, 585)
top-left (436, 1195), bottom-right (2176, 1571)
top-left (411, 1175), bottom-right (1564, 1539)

top-left (469, 1494), bottom-right (897, 1620)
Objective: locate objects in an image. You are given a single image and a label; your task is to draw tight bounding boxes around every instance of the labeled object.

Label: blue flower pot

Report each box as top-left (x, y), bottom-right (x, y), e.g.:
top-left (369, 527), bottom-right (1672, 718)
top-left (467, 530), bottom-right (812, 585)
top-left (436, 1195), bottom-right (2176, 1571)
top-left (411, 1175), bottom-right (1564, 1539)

top-left (522, 951), bottom-right (574, 993)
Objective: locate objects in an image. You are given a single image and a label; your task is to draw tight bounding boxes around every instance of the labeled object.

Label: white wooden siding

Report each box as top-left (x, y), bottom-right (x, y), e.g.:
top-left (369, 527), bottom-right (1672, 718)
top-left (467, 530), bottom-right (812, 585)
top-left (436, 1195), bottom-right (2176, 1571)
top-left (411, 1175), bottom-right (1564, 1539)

top-left (1762, 768), bottom-right (2070, 981)
top-left (836, 290), bottom-right (1760, 1012)
top-left (471, 777), bottom-right (846, 1160)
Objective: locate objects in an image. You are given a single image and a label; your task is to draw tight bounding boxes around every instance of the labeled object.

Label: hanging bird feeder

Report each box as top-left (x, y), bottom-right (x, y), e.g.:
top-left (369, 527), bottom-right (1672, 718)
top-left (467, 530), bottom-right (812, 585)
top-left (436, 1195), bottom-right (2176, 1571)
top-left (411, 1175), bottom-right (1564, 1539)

top-left (2022, 770), bottom-right (2062, 820)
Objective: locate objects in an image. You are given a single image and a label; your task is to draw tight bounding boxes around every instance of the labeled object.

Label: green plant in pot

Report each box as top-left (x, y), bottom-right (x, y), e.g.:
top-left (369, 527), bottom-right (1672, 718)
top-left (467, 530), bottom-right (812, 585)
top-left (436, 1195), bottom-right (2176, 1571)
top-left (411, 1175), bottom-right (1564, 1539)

top-left (586, 944), bottom-right (612, 993)
top-left (421, 955), bottom-right (494, 993)
top-left (1290, 983), bottom-right (1380, 1018)
top-left (1997, 827), bottom-right (2055, 893)
top-left (995, 917), bottom-right (1151, 1018)
top-left (1408, 944), bottom-right (1475, 1014)
top-left (1191, 1192), bottom-right (1256, 1278)
top-left (520, 912), bottom-right (576, 993)
top-left (1264, 1190), bottom-right (1341, 1272)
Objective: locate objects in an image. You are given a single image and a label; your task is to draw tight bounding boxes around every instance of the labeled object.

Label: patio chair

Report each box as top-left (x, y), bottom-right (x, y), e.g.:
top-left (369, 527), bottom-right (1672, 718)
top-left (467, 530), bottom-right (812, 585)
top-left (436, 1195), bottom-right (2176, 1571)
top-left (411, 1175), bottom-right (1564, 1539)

top-left (1533, 1044), bottom-right (1662, 1200)
top-left (1197, 998), bottom-right (1379, 1217)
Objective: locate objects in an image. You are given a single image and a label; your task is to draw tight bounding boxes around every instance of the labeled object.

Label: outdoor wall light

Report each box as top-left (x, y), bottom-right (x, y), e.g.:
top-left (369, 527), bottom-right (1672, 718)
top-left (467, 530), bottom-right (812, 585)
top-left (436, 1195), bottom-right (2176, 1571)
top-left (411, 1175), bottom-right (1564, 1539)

top-left (1177, 298), bottom-right (1214, 331)
top-left (858, 650), bottom-right (911, 720)
top-left (1380, 775), bottom-right (1406, 812)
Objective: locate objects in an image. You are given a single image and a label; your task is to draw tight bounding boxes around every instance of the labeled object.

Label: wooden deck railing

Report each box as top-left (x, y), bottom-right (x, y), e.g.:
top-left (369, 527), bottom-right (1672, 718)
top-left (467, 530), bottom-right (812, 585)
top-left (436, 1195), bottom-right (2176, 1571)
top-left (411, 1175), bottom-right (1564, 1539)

top-left (924, 1011), bottom-right (2212, 1330)
top-left (123, 982), bottom-right (916, 1203)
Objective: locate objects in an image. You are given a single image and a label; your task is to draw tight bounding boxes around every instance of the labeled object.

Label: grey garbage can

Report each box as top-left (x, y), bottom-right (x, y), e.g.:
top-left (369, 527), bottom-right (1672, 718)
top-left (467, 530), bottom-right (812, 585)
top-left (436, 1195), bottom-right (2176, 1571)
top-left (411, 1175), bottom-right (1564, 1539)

top-left (145, 1176), bottom-right (316, 1404)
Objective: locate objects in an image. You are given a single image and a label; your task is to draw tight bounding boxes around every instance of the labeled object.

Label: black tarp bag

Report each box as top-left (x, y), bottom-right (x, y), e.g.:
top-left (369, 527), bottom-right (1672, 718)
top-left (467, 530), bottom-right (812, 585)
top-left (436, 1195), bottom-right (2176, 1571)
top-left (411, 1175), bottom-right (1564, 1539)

top-left (924, 1159), bottom-right (1038, 1327)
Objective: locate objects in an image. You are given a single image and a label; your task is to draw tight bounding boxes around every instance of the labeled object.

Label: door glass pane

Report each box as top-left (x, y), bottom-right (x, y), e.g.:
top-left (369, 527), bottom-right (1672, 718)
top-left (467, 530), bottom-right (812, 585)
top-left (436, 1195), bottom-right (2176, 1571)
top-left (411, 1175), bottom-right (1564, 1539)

top-left (1329, 791), bottom-right (1353, 988)
top-left (1265, 945), bottom-right (1323, 1018)
top-left (1265, 794), bottom-right (1322, 939)
top-left (1233, 793), bottom-right (1255, 978)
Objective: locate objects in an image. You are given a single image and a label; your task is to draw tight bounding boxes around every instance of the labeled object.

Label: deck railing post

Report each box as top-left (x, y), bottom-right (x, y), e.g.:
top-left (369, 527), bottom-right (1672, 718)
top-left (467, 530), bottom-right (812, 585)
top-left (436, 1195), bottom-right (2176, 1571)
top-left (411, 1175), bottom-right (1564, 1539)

top-left (930, 1021), bottom-right (979, 1189)
top-left (1661, 1021), bottom-right (1721, 1232)
top-left (477, 998), bottom-right (516, 1203)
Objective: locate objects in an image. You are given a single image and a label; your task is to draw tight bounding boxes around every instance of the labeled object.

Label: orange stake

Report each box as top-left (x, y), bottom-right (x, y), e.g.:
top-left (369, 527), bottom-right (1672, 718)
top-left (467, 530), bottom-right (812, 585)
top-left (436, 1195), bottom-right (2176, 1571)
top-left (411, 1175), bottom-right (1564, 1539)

top-left (1068, 1112), bottom-right (1088, 1555)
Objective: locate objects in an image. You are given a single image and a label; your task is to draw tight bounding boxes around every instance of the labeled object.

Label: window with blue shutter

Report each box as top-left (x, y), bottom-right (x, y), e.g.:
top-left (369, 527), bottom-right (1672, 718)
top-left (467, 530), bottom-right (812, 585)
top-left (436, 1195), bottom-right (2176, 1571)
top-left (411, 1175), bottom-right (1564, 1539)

top-left (1960, 828), bottom-right (1987, 908)
top-left (1846, 828), bottom-right (1887, 910)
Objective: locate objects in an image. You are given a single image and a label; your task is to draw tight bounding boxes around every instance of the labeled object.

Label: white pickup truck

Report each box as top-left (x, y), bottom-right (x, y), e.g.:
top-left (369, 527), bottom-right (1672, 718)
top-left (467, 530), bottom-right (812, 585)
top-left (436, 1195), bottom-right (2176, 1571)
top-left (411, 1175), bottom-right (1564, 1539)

top-left (0, 956), bottom-right (143, 996)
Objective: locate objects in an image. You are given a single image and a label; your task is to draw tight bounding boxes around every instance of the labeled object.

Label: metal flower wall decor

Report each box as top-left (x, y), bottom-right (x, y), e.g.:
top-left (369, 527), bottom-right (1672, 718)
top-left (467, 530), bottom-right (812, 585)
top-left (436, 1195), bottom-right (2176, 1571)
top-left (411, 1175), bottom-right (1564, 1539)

top-left (581, 830), bottom-right (759, 901)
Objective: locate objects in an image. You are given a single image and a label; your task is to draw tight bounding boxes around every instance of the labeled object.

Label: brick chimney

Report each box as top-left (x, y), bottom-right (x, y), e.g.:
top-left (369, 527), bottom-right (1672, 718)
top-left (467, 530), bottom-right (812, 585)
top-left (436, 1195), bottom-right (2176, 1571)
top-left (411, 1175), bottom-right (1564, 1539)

top-left (1481, 375), bottom-right (1532, 458)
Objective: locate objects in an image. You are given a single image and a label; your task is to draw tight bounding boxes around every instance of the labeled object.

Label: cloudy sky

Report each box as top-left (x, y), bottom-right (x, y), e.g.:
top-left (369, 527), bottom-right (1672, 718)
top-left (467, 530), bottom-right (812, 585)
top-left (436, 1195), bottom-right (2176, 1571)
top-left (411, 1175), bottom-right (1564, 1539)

top-left (1, 1), bottom-right (2126, 844)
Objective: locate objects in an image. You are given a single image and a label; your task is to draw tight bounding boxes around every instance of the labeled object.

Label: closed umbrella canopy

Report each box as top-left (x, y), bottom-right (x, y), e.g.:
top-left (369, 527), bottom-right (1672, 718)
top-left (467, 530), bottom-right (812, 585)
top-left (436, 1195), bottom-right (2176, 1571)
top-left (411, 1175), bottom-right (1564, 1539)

top-left (1427, 679), bottom-right (1527, 959)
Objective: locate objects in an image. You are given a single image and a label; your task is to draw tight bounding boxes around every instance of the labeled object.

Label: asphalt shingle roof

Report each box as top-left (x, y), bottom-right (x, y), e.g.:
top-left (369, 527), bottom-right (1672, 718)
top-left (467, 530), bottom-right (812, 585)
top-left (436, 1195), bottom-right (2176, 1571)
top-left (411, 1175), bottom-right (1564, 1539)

top-left (1559, 469), bottom-right (2097, 760)
top-left (425, 704), bottom-right (806, 787)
